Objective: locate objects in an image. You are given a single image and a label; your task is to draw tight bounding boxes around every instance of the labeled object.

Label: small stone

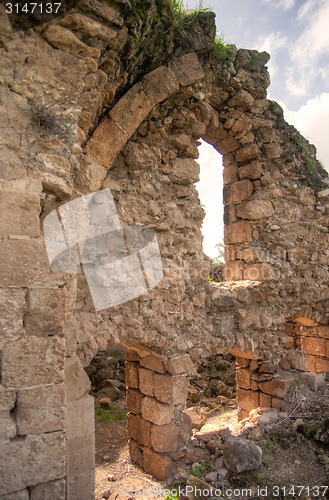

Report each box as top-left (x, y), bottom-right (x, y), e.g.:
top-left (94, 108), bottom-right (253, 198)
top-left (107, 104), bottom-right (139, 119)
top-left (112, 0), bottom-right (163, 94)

top-left (107, 474), bottom-right (116, 482)
top-left (223, 437), bottom-right (262, 473)
top-left (270, 225), bottom-right (280, 231)
top-left (204, 471), bottom-right (217, 482)
top-left (100, 398), bottom-right (112, 409)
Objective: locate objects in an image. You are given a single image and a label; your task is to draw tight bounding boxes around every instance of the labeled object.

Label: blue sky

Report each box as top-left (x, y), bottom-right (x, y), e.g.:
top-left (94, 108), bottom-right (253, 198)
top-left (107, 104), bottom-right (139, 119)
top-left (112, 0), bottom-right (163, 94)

top-left (186, 0), bottom-right (329, 257)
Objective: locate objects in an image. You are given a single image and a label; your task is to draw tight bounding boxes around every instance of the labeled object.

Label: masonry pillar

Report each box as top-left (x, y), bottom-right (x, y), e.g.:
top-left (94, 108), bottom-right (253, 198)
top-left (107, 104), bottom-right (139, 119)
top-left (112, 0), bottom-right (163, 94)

top-left (124, 346), bottom-right (193, 480)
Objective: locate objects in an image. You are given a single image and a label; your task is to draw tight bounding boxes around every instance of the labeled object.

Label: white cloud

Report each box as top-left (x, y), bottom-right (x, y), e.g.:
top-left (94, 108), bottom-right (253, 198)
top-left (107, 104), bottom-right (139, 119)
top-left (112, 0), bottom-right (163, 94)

top-left (261, 0), bottom-right (295, 9)
top-left (286, 0), bottom-right (329, 97)
top-left (280, 93), bottom-right (329, 169)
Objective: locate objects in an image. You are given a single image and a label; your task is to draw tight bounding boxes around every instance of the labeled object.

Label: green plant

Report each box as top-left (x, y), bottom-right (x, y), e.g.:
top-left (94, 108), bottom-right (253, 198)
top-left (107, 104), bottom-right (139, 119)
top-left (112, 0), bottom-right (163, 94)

top-left (203, 458), bottom-right (211, 470)
top-left (171, 0), bottom-right (212, 29)
top-left (249, 51), bottom-right (259, 65)
top-left (214, 34), bottom-right (235, 61)
top-left (188, 465), bottom-right (203, 478)
top-left (165, 492), bottom-right (179, 500)
top-left (208, 275), bottom-right (215, 284)
top-left (95, 406), bottom-right (127, 422)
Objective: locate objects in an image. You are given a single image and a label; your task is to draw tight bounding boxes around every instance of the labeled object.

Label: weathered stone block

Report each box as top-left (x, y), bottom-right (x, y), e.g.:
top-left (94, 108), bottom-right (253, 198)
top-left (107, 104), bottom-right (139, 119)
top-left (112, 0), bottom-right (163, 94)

top-left (236, 388), bottom-right (259, 413)
top-left (126, 389), bottom-right (143, 415)
top-left (315, 357), bottom-right (329, 372)
top-left (66, 395), bottom-right (94, 440)
top-left (142, 66), bottom-right (179, 105)
top-left (38, 153), bottom-right (71, 177)
top-left (259, 378), bottom-right (292, 398)
top-left (129, 439), bottom-right (143, 467)
top-left (0, 191), bottom-right (40, 237)
top-left (78, 0), bottom-right (123, 26)
top-left (165, 354), bottom-right (197, 376)
top-left (24, 288), bottom-right (67, 336)
top-left (259, 392), bottom-right (271, 408)
top-left (316, 326), bottom-right (329, 339)
top-left (125, 361), bottom-right (139, 389)
top-left (169, 53), bottom-right (204, 86)
top-left (232, 179), bottom-right (254, 203)
top-left (2, 337), bottom-right (64, 388)
top-left (0, 289), bottom-right (26, 338)
top-left (238, 161), bottom-right (263, 180)
top-left (30, 479), bottom-right (66, 500)
top-left (235, 144), bottom-right (261, 163)
top-left (0, 240), bottom-right (67, 288)
top-left (0, 389), bottom-right (17, 443)
top-left (244, 264), bottom-right (274, 281)
top-left (236, 368), bottom-right (251, 390)
top-left (153, 374), bottom-right (189, 407)
top-left (217, 136), bottom-right (239, 155)
top-left (223, 164), bottom-right (239, 185)
top-left (141, 396), bottom-right (174, 425)
top-left (140, 353), bottom-right (166, 373)
top-left (61, 13), bottom-right (117, 41)
top-left (225, 261), bottom-right (244, 281)
top-left (74, 155), bottom-right (107, 194)
top-left (224, 221), bottom-right (252, 244)
top-left (139, 368), bottom-right (154, 397)
top-left (64, 356), bottom-right (91, 403)
top-left (67, 433), bottom-right (95, 477)
top-left (236, 200), bottom-right (274, 220)
top-left (228, 90), bottom-right (254, 110)
top-left (1, 489), bottom-right (29, 499)
top-left (66, 469), bottom-right (95, 500)
top-left (171, 158), bottom-right (200, 185)
top-left (0, 432), bottom-right (66, 496)
top-left (43, 25), bottom-right (100, 59)
top-left (236, 357), bottom-right (250, 368)
top-left (142, 448), bottom-right (172, 481)
top-left (87, 118), bottom-right (128, 169)
top-left (109, 82), bottom-right (153, 137)
top-left (151, 423), bottom-right (179, 453)
top-left (127, 413), bottom-right (151, 447)
top-left (263, 143), bottom-right (283, 159)
top-left (301, 337), bottom-right (326, 356)
top-left (16, 384), bottom-right (65, 435)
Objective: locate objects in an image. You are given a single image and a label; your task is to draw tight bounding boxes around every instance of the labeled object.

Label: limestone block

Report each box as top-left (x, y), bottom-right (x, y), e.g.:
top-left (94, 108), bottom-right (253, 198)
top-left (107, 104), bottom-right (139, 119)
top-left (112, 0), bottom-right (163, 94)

top-left (142, 448), bottom-right (172, 481)
top-left (315, 357), bottom-right (329, 372)
top-left (140, 353), bottom-right (166, 373)
top-left (232, 179), bottom-right (254, 203)
top-left (126, 388), bottom-right (143, 414)
top-left (109, 83), bottom-right (153, 136)
top-left (139, 368), bottom-right (154, 397)
top-left (61, 13), bottom-right (117, 42)
top-left (64, 356), bottom-right (91, 403)
top-left (66, 469), bottom-right (95, 500)
top-left (30, 479), bottom-right (66, 500)
top-left (0, 240), bottom-right (67, 288)
top-left (141, 396), bottom-right (174, 425)
top-left (235, 144), bottom-right (261, 163)
top-left (238, 161), bottom-right (263, 180)
top-left (228, 90), bottom-right (254, 110)
top-left (223, 164), bottom-right (239, 185)
top-left (151, 423), bottom-right (179, 453)
top-left (301, 337), bottom-right (326, 356)
top-left (66, 395), bottom-right (94, 440)
top-left (67, 433), bottom-right (95, 477)
top-left (24, 288), bottom-right (67, 336)
top-left (127, 413), bottom-right (151, 447)
top-left (129, 439), bottom-right (143, 467)
top-left (286, 350), bottom-right (308, 371)
top-left (236, 368), bottom-right (251, 390)
top-left (216, 136), bottom-right (240, 155)
top-left (78, 0), bottom-right (123, 26)
top-left (316, 326), bottom-right (329, 339)
top-left (263, 143), bottom-right (283, 159)
top-left (87, 118), bottom-right (128, 169)
top-left (169, 53), bottom-right (205, 86)
top-left (236, 388), bottom-right (259, 413)
top-left (124, 142), bottom-right (159, 171)
top-left (43, 25), bottom-right (100, 59)
top-left (0, 432), bottom-right (65, 496)
top-left (302, 372), bottom-right (326, 391)
top-left (16, 384), bottom-right (65, 435)
top-left (125, 361), bottom-right (139, 389)
top-left (259, 392), bottom-right (271, 408)
top-left (259, 378), bottom-right (293, 398)
top-left (0, 191), bottom-right (40, 237)
top-left (171, 158), bottom-right (200, 184)
top-left (40, 173), bottom-right (72, 200)
top-left (2, 337), bottom-right (65, 388)
top-left (236, 200), bottom-right (274, 220)
top-left (0, 490), bottom-right (29, 499)
top-left (244, 263), bottom-right (274, 281)
top-left (225, 261), bottom-right (244, 281)
top-left (165, 354), bottom-right (197, 376)
top-left (74, 155), bottom-right (107, 194)
top-left (224, 221), bottom-right (252, 244)
top-left (0, 289), bottom-right (26, 338)
top-left (38, 154), bottom-right (71, 177)
top-left (142, 66), bottom-right (179, 105)
top-left (0, 389), bottom-right (17, 443)
top-left (153, 374), bottom-right (189, 407)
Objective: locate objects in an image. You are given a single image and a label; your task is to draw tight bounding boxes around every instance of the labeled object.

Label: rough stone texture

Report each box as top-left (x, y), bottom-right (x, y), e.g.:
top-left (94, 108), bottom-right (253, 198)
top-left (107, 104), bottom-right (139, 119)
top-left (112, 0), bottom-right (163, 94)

top-left (223, 437), bottom-right (262, 473)
top-left (151, 423), bottom-right (179, 453)
top-left (141, 396), bottom-right (174, 425)
top-left (142, 448), bottom-right (173, 481)
top-left (153, 374), bottom-right (189, 407)
top-left (30, 479), bottom-right (66, 500)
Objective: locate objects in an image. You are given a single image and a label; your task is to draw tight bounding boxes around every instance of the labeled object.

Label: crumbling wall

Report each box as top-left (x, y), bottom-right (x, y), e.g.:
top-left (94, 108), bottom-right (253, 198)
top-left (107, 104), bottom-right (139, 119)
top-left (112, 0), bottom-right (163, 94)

top-left (0, 0), bottom-right (328, 496)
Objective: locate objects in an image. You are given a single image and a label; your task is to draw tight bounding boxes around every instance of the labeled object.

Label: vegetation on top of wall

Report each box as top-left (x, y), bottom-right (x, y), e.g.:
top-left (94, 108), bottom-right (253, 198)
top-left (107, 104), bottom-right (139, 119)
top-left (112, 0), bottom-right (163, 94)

top-left (214, 34), bottom-right (236, 61)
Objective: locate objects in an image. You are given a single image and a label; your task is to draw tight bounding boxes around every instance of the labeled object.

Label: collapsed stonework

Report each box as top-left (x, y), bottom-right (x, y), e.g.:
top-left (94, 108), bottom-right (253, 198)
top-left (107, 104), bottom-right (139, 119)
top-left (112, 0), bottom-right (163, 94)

top-left (0, 0), bottom-right (328, 497)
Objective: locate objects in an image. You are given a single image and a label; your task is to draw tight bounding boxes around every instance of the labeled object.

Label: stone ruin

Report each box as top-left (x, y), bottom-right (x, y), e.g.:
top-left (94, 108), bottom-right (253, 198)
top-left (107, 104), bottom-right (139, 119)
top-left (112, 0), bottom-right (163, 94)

top-left (0, 0), bottom-right (328, 497)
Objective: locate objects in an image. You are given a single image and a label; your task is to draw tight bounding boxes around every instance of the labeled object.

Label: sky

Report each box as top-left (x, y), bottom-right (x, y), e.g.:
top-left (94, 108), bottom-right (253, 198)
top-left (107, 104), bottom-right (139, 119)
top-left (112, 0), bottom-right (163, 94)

top-left (187, 0), bottom-right (329, 258)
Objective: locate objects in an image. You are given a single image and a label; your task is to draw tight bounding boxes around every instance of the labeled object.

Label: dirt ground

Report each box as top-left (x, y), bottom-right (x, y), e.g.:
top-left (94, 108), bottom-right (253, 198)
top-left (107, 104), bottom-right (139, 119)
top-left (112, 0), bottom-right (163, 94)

top-left (94, 382), bottom-right (329, 500)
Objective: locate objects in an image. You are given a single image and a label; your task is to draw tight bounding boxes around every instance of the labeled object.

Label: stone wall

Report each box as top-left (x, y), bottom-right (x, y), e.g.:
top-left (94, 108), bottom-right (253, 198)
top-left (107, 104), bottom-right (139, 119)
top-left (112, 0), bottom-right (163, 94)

top-left (0, 0), bottom-right (328, 496)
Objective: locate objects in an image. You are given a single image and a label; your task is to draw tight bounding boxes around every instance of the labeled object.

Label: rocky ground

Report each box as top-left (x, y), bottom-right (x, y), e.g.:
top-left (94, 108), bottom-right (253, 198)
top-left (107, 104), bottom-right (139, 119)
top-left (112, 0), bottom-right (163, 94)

top-left (87, 350), bottom-right (329, 500)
